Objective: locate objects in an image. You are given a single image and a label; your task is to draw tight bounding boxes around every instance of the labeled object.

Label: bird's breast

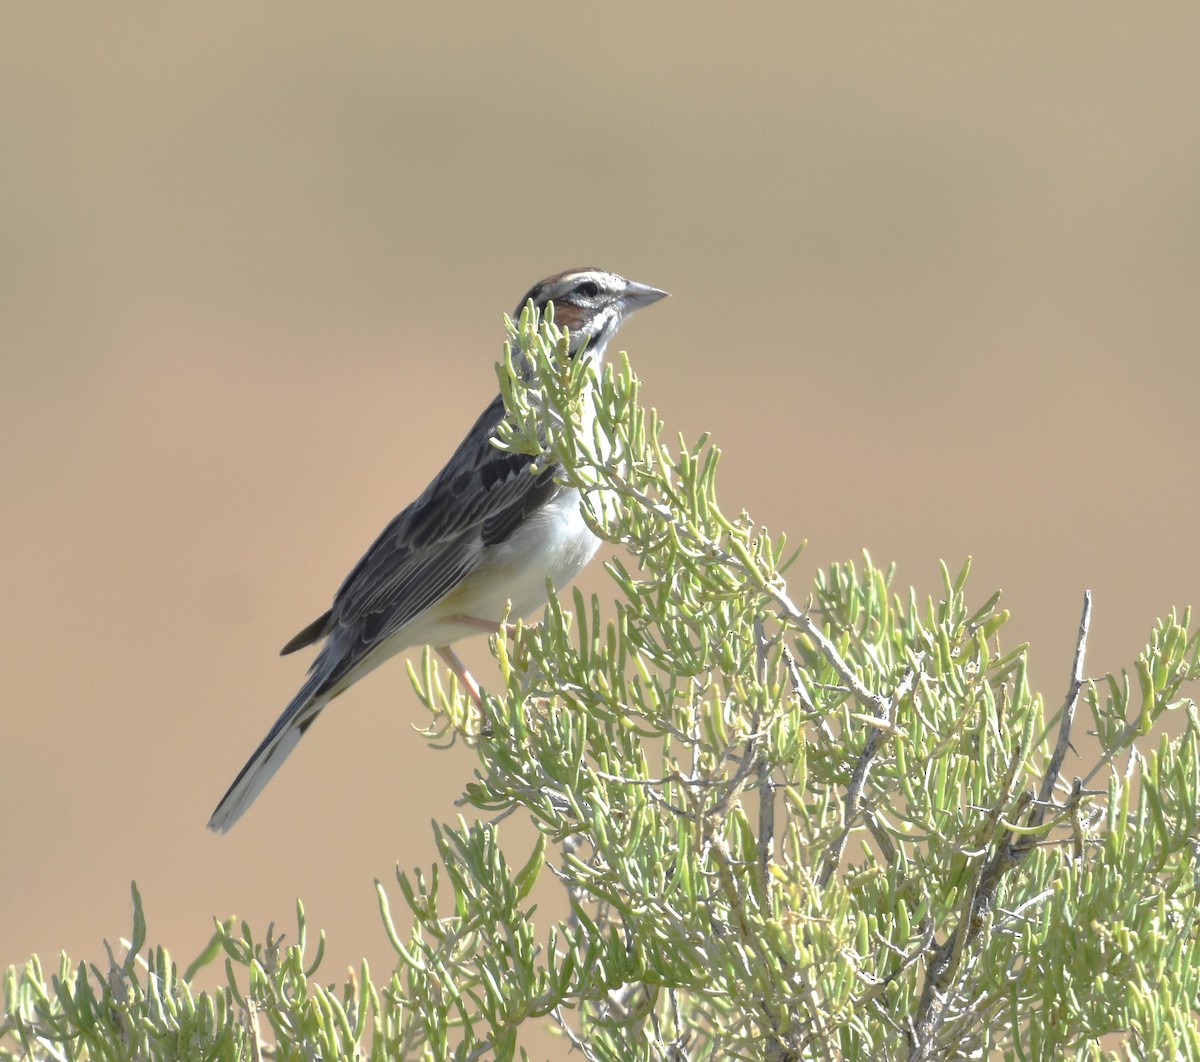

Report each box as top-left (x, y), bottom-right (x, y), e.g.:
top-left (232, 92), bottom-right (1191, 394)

top-left (478, 487), bottom-right (602, 617)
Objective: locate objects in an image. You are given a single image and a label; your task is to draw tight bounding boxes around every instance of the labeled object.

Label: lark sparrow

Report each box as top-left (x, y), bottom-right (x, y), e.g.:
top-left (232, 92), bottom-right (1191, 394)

top-left (207, 268), bottom-right (668, 832)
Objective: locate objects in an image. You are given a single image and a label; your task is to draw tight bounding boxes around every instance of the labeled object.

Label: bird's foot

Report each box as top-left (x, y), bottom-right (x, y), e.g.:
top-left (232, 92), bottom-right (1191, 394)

top-left (436, 644), bottom-right (493, 737)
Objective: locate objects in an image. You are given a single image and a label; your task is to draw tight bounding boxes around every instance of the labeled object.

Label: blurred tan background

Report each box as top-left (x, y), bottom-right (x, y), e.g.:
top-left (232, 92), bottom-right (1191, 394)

top-left (3, 0), bottom-right (1199, 1034)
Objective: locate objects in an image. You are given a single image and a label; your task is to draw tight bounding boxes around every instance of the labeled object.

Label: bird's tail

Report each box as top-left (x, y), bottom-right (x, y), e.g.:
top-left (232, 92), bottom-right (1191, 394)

top-left (207, 671), bottom-right (329, 833)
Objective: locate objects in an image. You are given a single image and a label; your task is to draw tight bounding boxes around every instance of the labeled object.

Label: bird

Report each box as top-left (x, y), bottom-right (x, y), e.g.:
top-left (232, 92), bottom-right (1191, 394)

top-left (207, 268), bottom-right (668, 832)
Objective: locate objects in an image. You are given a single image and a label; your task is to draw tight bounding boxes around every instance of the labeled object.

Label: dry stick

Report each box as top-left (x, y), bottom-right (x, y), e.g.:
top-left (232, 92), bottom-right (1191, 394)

top-left (817, 662), bottom-right (922, 889)
top-left (551, 1005), bottom-right (604, 1062)
top-left (586, 459), bottom-right (893, 724)
top-left (770, 573), bottom-right (925, 890)
top-left (1076, 592), bottom-right (1178, 791)
top-left (581, 396), bottom-right (1090, 1052)
top-left (548, 402), bottom-right (939, 1047)
top-left (906, 590), bottom-right (1092, 1061)
top-left (246, 999), bottom-right (267, 1062)
top-left (707, 837), bottom-right (823, 1062)
top-left (1030, 589), bottom-right (1092, 827)
top-left (770, 583), bottom-right (896, 718)
top-left (754, 616), bottom-right (777, 899)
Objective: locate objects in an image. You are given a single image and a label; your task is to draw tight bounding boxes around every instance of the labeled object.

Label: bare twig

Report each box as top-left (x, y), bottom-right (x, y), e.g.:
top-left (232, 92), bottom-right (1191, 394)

top-left (908, 592), bottom-right (1092, 1059)
top-left (755, 617), bottom-right (777, 897)
top-left (1030, 591), bottom-right (1091, 827)
top-left (773, 584), bottom-right (895, 717)
top-left (817, 661), bottom-right (922, 888)
top-left (552, 1005), bottom-right (604, 1061)
top-left (585, 462), bottom-right (892, 724)
top-left (247, 999), bottom-right (267, 1062)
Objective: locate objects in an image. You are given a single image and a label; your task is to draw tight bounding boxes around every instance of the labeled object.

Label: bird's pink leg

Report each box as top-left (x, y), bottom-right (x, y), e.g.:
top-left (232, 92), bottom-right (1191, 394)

top-left (437, 615), bottom-right (525, 734)
top-left (436, 645), bottom-right (492, 736)
top-left (435, 645), bottom-right (483, 704)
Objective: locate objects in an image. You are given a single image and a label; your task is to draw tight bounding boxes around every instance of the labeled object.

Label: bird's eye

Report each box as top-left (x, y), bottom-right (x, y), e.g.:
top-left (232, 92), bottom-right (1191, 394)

top-left (575, 281), bottom-right (601, 298)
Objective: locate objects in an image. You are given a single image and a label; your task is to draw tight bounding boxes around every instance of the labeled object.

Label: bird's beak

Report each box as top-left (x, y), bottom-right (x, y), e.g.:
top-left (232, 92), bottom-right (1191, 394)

top-left (622, 280), bottom-right (670, 312)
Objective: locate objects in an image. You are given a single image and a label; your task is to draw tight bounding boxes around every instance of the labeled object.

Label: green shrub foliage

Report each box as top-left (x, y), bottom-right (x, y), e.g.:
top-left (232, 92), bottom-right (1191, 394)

top-left (6, 310), bottom-right (1199, 1060)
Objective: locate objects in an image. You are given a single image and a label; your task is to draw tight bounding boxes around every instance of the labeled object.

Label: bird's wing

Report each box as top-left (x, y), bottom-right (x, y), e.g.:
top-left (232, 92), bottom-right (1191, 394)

top-left (318, 394), bottom-right (562, 662)
top-left (212, 397), bottom-right (561, 831)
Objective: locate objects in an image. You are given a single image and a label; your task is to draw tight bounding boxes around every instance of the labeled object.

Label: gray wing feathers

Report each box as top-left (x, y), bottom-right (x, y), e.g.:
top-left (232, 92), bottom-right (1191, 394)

top-left (207, 670), bottom-right (329, 833)
top-left (280, 610), bottom-right (332, 655)
top-left (316, 394), bottom-right (555, 660)
top-left (315, 537), bottom-right (479, 693)
top-left (211, 393), bottom-right (560, 830)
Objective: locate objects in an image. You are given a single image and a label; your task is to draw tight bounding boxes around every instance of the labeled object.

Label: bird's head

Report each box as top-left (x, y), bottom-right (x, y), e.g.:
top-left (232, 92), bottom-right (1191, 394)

top-left (516, 268), bottom-right (668, 366)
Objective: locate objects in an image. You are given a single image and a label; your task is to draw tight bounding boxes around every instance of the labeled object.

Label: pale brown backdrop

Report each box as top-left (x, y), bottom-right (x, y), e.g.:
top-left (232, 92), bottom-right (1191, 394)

top-left (3, 2), bottom-right (1199, 1051)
